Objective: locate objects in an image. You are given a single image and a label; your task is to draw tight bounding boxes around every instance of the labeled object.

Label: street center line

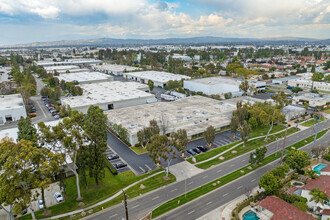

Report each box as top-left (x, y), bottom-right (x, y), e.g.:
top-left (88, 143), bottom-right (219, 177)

top-left (188, 181), bottom-right (194, 185)
top-left (109, 214), bottom-right (118, 219)
top-left (152, 196), bottom-right (159, 201)
top-left (237, 185), bottom-right (243, 189)
top-left (217, 169), bottom-right (222, 173)
top-left (223, 193), bottom-right (229, 197)
top-left (188, 210), bottom-right (195, 215)
top-left (131, 204), bottom-right (140, 209)
top-left (206, 201), bottom-right (213, 205)
top-left (170, 188), bottom-right (178, 192)
top-left (202, 175), bottom-right (208, 179)
top-left (251, 179), bottom-right (256, 182)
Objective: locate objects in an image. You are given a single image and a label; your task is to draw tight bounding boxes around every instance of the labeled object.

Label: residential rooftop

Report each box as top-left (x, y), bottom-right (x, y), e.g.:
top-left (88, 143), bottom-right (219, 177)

top-left (303, 175), bottom-right (330, 197)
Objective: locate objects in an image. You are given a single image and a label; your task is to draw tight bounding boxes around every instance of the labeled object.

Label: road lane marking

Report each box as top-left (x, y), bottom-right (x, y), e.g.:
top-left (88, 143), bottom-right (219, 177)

top-left (206, 201), bottom-right (213, 205)
top-left (131, 204), bottom-right (140, 209)
top-left (188, 181), bottom-right (194, 185)
top-left (188, 210), bottom-right (195, 215)
top-left (152, 196), bottom-right (159, 201)
top-left (237, 186), bottom-right (243, 189)
top-left (109, 214), bottom-right (118, 219)
top-left (251, 179), bottom-right (256, 182)
top-left (223, 193), bottom-right (229, 197)
top-left (202, 175), bottom-right (208, 179)
top-left (170, 188), bottom-right (178, 192)
top-left (139, 166), bottom-right (145, 172)
top-left (217, 169), bottom-right (222, 173)
top-left (242, 159), bottom-right (246, 162)
top-left (230, 164), bottom-right (235, 167)
top-left (36, 100), bottom-right (47, 118)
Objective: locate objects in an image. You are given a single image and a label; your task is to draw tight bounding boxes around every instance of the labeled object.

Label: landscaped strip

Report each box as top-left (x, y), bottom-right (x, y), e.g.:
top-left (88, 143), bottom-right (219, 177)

top-left (300, 117), bottom-right (326, 127)
top-left (196, 127), bottom-right (297, 169)
top-left (187, 125), bottom-right (286, 164)
top-left (151, 129), bottom-right (327, 219)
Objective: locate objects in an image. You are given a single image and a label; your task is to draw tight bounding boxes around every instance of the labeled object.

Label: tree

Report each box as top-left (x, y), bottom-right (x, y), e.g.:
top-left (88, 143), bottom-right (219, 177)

top-left (40, 87), bottom-right (51, 97)
top-left (147, 135), bottom-right (175, 177)
top-left (309, 188), bottom-right (329, 206)
top-left (305, 169), bottom-right (318, 180)
top-left (259, 171), bottom-right (283, 195)
top-left (292, 87), bottom-right (303, 94)
top-left (311, 145), bottom-right (327, 158)
top-left (238, 120), bottom-right (251, 146)
top-left (171, 129), bottom-right (188, 154)
top-left (17, 117), bottom-right (37, 143)
top-left (230, 116), bottom-right (239, 138)
top-left (203, 126), bottom-right (215, 147)
top-left (283, 150), bottom-right (311, 172)
top-left (239, 80), bottom-right (250, 96)
top-left (159, 113), bottom-right (169, 135)
top-left (311, 72), bottom-right (324, 82)
top-left (249, 146), bottom-right (267, 165)
top-left (148, 80), bottom-right (154, 92)
top-left (84, 106), bottom-right (108, 185)
top-left (137, 120), bottom-right (160, 148)
top-left (248, 117), bottom-right (258, 129)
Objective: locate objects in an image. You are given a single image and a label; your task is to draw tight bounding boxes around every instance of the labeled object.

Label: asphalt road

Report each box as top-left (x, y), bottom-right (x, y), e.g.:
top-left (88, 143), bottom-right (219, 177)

top-left (84, 120), bottom-right (329, 220)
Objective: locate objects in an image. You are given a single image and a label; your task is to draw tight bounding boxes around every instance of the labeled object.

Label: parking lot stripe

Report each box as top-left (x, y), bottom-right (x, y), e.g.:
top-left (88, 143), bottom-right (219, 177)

top-left (139, 166), bottom-right (145, 173)
top-left (145, 164), bottom-right (152, 171)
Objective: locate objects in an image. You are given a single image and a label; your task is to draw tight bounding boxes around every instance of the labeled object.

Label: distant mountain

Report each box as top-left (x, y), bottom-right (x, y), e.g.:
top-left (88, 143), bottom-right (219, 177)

top-left (3, 36), bottom-right (329, 48)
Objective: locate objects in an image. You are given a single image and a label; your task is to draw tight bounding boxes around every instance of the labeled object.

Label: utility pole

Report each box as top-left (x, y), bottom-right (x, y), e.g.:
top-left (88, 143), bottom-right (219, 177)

top-left (313, 111), bottom-right (321, 148)
top-left (280, 128), bottom-right (287, 164)
top-left (122, 190), bottom-right (129, 220)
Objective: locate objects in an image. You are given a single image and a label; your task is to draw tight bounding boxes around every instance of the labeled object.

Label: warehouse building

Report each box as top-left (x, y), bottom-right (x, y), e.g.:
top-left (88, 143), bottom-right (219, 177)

top-left (35, 59), bottom-right (102, 67)
top-left (56, 71), bottom-right (114, 84)
top-left (281, 105), bottom-right (306, 121)
top-left (61, 81), bottom-right (155, 114)
top-left (93, 64), bottom-right (141, 76)
top-left (272, 76), bottom-right (301, 85)
top-left (105, 96), bottom-right (236, 145)
top-left (123, 71), bottom-right (191, 88)
top-left (292, 93), bottom-right (330, 107)
top-left (183, 76), bottom-right (266, 96)
top-left (0, 94), bottom-right (27, 124)
top-left (288, 78), bottom-right (330, 92)
top-left (44, 65), bottom-right (81, 74)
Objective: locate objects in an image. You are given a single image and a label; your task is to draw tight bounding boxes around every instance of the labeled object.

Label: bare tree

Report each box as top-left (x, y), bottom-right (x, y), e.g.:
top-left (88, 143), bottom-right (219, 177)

top-left (159, 113), bottom-right (169, 135)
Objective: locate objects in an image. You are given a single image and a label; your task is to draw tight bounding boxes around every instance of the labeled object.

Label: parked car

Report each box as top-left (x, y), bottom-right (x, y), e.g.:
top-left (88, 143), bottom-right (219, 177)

top-left (192, 148), bottom-right (201, 154)
top-left (115, 162), bottom-right (127, 169)
top-left (108, 154), bottom-right (119, 160)
top-left (197, 145), bottom-right (208, 152)
top-left (186, 149), bottom-right (196, 156)
top-left (54, 192), bottom-right (64, 203)
top-left (38, 199), bottom-right (44, 209)
top-left (54, 114), bottom-right (60, 119)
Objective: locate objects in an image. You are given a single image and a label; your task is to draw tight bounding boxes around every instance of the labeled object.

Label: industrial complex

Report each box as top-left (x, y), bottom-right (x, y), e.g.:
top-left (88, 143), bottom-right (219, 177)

top-left (61, 81), bottom-right (155, 114)
top-left (104, 95), bottom-right (236, 145)
top-left (93, 64), bottom-right (141, 75)
top-left (123, 71), bottom-right (191, 88)
top-left (56, 71), bottom-right (114, 84)
top-left (0, 94), bottom-right (27, 124)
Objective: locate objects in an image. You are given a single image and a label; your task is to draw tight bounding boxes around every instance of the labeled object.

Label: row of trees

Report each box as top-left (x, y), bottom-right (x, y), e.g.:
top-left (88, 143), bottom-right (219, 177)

top-left (0, 105), bottom-right (108, 219)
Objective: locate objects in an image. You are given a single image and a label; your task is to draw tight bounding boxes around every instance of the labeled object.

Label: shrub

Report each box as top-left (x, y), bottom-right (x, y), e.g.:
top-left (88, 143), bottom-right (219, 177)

top-left (106, 160), bottom-right (118, 175)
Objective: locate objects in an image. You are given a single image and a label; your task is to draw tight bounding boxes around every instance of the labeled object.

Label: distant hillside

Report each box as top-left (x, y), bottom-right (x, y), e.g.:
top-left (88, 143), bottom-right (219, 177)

top-left (3, 36), bottom-right (330, 48)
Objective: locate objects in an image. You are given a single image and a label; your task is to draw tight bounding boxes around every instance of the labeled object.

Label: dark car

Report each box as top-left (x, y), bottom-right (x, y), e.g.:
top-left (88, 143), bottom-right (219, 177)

top-left (192, 148), bottom-right (201, 154)
top-left (187, 149), bottom-right (196, 156)
top-left (115, 162), bottom-right (127, 169)
top-left (108, 154), bottom-right (119, 160)
top-left (197, 145), bottom-right (208, 152)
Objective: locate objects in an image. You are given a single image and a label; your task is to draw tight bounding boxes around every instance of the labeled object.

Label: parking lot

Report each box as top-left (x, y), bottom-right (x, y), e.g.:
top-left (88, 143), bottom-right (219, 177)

top-left (104, 147), bottom-right (131, 174)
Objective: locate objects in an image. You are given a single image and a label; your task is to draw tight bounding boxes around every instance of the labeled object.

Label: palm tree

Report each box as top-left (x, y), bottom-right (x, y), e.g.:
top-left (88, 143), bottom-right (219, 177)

top-left (306, 169), bottom-right (319, 179)
top-left (309, 188), bottom-right (329, 206)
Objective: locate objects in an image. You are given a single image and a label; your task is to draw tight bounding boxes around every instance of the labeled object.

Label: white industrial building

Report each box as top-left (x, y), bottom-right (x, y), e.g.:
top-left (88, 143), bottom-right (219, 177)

top-left (272, 76), bottom-right (301, 85)
top-left (123, 71), bottom-right (191, 88)
top-left (288, 78), bottom-right (330, 92)
top-left (0, 94), bottom-right (27, 124)
top-left (61, 81), bottom-right (155, 114)
top-left (105, 96), bottom-right (237, 145)
top-left (93, 64), bottom-right (141, 76)
top-left (44, 65), bottom-right (81, 74)
top-left (292, 93), bottom-right (330, 107)
top-left (281, 105), bottom-right (306, 121)
top-left (56, 71), bottom-right (114, 84)
top-left (183, 76), bottom-right (266, 96)
top-left (35, 59), bottom-right (102, 67)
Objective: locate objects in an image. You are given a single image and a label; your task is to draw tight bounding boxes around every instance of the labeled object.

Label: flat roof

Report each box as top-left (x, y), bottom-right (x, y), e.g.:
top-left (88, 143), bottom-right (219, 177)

top-left (105, 95), bottom-right (236, 135)
top-left (56, 71), bottom-right (113, 83)
top-left (282, 105), bottom-right (305, 114)
top-left (185, 76), bottom-right (239, 85)
top-left (95, 64), bottom-right (141, 72)
top-left (61, 81), bottom-right (154, 108)
top-left (125, 71), bottom-right (191, 83)
top-left (273, 76), bottom-right (301, 82)
top-left (44, 65), bottom-right (80, 71)
top-left (0, 94), bottom-right (25, 111)
top-left (35, 59), bottom-right (101, 66)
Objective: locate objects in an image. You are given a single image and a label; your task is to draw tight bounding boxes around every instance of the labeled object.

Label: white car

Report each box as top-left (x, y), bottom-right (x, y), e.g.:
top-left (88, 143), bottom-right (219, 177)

top-left (38, 199), bottom-right (44, 209)
top-left (54, 192), bottom-right (64, 203)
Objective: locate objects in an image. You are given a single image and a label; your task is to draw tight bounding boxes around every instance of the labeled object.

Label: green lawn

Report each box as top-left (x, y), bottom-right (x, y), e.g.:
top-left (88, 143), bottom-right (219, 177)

top-left (301, 117), bottom-right (326, 127)
top-left (323, 109), bottom-right (330, 114)
top-left (196, 127), bottom-right (298, 169)
top-left (131, 146), bottom-right (148, 155)
top-left (20, 169), bottom-right (163, 219)
top-left (187, 125), bottom-right (286, 164)
top-left (151, 129), bottom-right (327, 219)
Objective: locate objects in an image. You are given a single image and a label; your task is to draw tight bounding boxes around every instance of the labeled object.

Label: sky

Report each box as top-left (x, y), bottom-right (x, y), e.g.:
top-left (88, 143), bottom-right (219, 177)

top-left (0, 0), bottom-right (329, 45)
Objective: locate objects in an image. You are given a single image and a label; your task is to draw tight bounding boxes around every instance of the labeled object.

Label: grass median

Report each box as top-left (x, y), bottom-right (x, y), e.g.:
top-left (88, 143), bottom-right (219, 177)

top-left (187, 125), bottom-right (286, 164)
top-left (196, 127), bottom-right (298, 169)
top-left (301, 117), bottom-right (326, 127)
top-left (151, 129), bottom-right (327, 219)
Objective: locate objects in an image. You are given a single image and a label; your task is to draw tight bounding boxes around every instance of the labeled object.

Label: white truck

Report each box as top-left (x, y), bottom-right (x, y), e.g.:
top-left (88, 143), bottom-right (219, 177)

top-left (160, 94), bottom-right (176, 101)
